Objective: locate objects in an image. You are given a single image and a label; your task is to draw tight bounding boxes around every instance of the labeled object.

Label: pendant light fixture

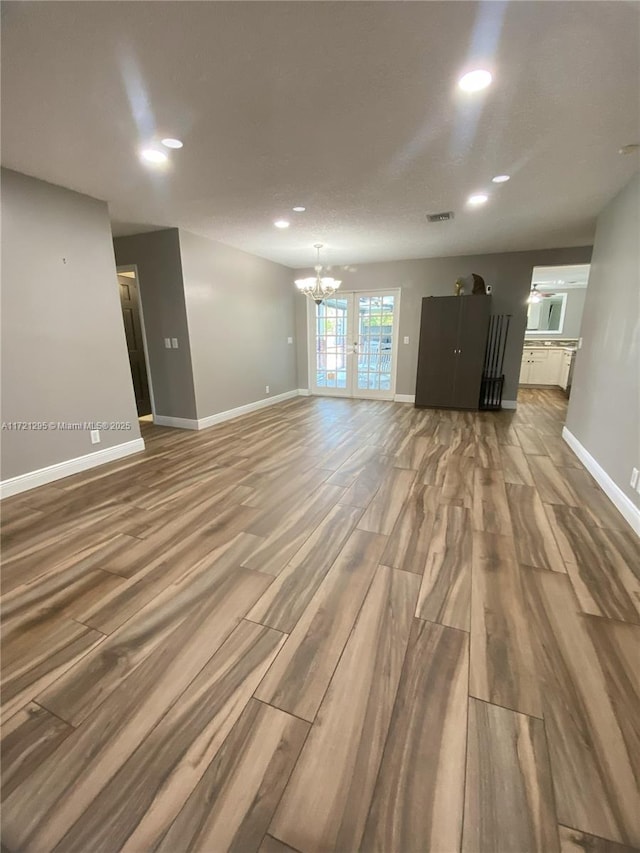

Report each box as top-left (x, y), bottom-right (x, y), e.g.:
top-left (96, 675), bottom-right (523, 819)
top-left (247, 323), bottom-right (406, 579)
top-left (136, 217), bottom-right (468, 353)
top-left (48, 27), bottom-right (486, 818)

top-left (295, 244), bottom-right (341, 305)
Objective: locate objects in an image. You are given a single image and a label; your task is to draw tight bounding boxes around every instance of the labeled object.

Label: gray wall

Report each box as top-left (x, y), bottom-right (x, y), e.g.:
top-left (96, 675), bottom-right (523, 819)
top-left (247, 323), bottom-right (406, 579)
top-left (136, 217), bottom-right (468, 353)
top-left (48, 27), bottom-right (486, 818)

top-left (1, 168), bottom-right (141, 480)
top-left (566, 173), bottom-right (640, 511)
top-left (525, 286), bottom-right (588, 340)
top-left (114, 230), bottom-right (198, 420)
top-left (178, 230), bottom-right (297, 419)
top-left (295, 245), bottom-right (593, 401)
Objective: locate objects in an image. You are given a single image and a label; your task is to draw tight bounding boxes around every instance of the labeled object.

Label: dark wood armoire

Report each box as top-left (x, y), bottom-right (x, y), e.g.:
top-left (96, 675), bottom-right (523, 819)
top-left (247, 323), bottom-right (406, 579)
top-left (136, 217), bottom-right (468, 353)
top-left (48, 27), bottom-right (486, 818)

top-left (415, 295), bottom-right (490, 409)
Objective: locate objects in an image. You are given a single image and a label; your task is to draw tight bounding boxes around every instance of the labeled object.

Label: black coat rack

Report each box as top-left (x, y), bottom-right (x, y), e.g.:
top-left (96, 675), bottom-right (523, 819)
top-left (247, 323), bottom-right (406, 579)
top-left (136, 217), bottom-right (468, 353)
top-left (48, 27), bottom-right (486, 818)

top-left (480, 314), bottom-right (511, 410)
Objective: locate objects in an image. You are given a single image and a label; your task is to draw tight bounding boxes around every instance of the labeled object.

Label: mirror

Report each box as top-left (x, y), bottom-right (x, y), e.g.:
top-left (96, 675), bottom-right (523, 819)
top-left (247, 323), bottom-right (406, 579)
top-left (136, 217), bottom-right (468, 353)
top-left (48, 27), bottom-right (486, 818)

top-left (527, 292), bottom-right (567, 333)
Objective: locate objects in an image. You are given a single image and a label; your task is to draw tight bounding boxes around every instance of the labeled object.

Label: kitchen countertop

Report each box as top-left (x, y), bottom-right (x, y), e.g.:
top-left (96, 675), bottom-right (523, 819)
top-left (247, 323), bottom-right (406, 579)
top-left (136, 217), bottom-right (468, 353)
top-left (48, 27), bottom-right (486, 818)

top-left (523, 340), bottom-right (578, 352)
top-left (524, 345), bottom-right (577, 352)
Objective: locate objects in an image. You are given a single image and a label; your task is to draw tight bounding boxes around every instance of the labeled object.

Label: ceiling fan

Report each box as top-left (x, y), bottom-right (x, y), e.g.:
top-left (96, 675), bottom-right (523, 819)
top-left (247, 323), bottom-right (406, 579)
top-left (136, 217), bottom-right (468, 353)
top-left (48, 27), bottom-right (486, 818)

top-left (528, 283), bottom-right (556, 303)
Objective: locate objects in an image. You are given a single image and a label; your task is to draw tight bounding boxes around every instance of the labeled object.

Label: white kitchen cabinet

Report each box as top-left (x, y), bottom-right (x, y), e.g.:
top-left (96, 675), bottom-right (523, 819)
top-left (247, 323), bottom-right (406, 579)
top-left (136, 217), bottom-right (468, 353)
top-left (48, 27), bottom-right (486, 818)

top-left (520, 348), bottom-right (548, 385)
top-left (541, 349), bottom-right (563, 384)
top-left (559, 350), bottom-right (573, 390)
top-left (519, 356), bottom-right (531, 384)
top-left (519, 348), bottom-right (564, 386)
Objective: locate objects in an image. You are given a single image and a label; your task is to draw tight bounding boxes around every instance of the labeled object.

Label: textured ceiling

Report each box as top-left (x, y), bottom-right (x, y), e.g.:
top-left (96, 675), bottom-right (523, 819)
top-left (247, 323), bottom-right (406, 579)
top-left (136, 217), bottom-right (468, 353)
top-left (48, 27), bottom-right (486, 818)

top-left (2, 1), bottom-right (639, 268)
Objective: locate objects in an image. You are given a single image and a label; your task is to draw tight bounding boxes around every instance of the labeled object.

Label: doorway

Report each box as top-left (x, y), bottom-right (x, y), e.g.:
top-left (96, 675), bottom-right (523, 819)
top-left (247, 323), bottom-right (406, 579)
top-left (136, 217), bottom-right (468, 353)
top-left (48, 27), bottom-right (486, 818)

top-left (117, 266), bottom-right (153, 418)
top-left (307, 290), bottom-right (400, 400)
top-left (520, 263), bottom-right (590, 396)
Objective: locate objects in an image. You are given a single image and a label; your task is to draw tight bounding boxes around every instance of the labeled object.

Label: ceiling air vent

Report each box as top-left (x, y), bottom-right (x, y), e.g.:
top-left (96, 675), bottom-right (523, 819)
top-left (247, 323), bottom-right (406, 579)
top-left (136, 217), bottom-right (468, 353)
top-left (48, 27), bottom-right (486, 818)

top-left (426, 211), bottom-right (454, 222)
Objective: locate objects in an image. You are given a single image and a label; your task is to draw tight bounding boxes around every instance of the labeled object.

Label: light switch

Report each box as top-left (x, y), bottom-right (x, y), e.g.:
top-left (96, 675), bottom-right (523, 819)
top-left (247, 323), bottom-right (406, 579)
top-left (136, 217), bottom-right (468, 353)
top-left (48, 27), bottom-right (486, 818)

top-left (403, 336), bottom-right (409, 345)
top-left (171, 338), bottom-right (179, 349)
top-left (164, 338), bottom-right (171, 349)
top-left (90, 430), bottom-right (100, 444)
top-left (578, 337), bottom-right (583, 349)
top-left (287, 337), bottom-right (293, 344)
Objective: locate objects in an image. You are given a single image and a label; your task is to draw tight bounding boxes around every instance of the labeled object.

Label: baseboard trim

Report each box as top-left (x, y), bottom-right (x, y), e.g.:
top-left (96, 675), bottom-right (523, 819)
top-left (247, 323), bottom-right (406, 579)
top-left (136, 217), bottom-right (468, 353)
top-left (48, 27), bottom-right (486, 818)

top-left (196, 389), bottom-right (300, 430)
top-left (0, 438), bottom-right (145, 499)
top-left (297, 388), bottom-right (310, 397)
top-left (562, 427), bottom-right (640, 536)
top-left (154, 415), bottom-right (200, 430)
top-left (393, 394), bottom-right (515, 408)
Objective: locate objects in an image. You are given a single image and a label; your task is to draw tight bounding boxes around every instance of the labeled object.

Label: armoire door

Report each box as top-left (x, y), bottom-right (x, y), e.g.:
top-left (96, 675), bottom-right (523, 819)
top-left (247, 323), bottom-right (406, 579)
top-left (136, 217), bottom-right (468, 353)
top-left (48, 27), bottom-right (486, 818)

top-left (453, 296), bottom-right (490, 408)
top-left (415, 297), bottom-right (460, 408)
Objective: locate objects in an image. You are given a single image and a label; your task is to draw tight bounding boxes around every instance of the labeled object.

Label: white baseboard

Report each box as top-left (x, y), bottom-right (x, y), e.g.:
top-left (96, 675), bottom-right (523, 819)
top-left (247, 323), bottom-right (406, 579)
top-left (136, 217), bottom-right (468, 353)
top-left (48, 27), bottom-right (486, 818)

top-left (562, 427), bottom-right (640, 536)
top-left (297, 388), bottom-right (310, 397)
top-left (196, 389), bottom-right (300, 430)
top-left (394, 394), bottom-right (514, 408)
top-left (156, 390), bottom-right (305, 432)
top-left (154, 415), bottom-right (199, 430)
top-left (0, 438), bottom-right (145, 499)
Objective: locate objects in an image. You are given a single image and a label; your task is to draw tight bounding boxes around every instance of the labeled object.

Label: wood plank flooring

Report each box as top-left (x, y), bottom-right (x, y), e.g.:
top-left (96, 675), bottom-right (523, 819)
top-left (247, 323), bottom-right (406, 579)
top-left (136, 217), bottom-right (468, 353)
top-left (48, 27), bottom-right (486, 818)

top-left (1, 388), bottom-right (639, 852)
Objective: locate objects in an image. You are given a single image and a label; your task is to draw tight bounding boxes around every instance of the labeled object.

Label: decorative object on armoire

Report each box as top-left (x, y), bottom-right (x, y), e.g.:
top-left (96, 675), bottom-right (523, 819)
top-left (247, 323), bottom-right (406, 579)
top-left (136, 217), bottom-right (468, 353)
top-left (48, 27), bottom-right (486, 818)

top-left (294, 244), bottom-right (341, 305)
top-left (480, 314), bottom-right (512, 410)
top-left (454, 278), bottom-right (465, 296)
top-left (471, 273), bottom-right (487, 295)
top-left (415, 295), bottom-right (490, 409)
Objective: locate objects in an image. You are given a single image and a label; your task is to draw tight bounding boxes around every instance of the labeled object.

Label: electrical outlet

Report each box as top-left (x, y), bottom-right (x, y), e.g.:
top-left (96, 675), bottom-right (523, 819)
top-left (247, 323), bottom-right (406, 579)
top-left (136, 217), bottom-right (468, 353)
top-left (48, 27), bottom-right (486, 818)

top-left (171, 338), bottom-right (179, 348)
top-left (403, 336), bottom-right (409, 345)
top-left (265, 385), bottom-right (270, 394)
top-left (164, 337), bottom-right (171, 349)
top-left (631, 467), bottom-right (639, 489)
top-left (287, 336), bottom-right (293, 344)
top-left (90, 430), bottom-right (100, 445)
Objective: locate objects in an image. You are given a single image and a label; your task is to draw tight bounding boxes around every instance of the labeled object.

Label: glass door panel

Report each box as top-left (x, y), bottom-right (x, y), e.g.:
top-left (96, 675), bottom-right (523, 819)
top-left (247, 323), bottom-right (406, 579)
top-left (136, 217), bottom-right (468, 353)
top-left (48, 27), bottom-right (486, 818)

top-left (355, 293), bottom-right (396, 397)
top-left (308, 290), bottom-right (399, 399)
top-left (312, 296), bottom-right (349, 395)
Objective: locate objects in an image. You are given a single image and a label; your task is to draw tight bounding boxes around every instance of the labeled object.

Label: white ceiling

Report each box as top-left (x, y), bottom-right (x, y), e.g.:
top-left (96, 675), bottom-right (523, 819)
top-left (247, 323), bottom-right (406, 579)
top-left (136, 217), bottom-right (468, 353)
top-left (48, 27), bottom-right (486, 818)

top-left (2, 1), bottom-right (639, 268)
top-left (532, 264), bottom-right (590, 290)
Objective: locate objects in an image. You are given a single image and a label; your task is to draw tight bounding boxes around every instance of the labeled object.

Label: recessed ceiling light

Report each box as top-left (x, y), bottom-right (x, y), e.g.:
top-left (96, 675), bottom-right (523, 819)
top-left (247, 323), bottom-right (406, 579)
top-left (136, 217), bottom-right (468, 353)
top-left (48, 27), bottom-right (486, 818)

top-left (161, 138), bottom-right (183, 149)
top-left (458, 69), bottom-right (493, 92)
top-left (274, 219), bottom-right (290, 229)
top-left (140, 148), bottom-right (168, 165)
top-left (292, 206), bottom-right (306, 212)
top-left (492, 174), bottom-right (510, 183)
top-left (467, 193), bottom-right (489, 206)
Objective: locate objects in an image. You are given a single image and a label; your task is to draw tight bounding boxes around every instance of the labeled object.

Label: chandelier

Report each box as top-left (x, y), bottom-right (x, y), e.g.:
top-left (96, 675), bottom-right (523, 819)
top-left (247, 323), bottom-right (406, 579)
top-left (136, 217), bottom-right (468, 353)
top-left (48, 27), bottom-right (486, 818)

top-left (295, 244), bottom-right (341, 305)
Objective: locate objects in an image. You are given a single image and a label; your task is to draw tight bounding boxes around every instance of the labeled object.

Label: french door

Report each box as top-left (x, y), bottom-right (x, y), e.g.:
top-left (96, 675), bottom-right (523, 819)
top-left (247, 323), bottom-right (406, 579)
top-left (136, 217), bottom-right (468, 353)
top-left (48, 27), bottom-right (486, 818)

top-left (307, 290), bottom-right (400, 400)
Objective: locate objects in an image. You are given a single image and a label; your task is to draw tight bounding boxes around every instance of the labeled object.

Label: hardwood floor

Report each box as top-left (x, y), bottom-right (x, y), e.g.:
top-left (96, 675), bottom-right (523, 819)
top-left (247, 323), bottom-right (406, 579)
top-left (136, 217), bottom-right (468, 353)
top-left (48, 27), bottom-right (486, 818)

top-left (1, 388), bottom-right (639, 852)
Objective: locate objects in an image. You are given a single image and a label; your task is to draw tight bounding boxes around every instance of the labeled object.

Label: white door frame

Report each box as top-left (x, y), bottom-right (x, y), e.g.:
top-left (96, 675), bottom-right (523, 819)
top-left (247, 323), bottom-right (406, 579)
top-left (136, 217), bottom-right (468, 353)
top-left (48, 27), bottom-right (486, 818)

top-left (116, 264), bottom-right (156, 421)
top-left (306, 288), bottom-right (401, 401)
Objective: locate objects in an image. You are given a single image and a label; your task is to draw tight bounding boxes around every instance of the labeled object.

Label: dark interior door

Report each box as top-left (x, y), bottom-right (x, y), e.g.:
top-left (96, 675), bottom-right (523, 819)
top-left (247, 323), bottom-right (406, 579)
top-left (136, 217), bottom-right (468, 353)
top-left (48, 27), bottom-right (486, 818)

top-left (454, 295), bottom-right (490, 408)
top-left (415, 297), bottom-right (460, 408)
top-left (118, 273), bottom-right (151, 416)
